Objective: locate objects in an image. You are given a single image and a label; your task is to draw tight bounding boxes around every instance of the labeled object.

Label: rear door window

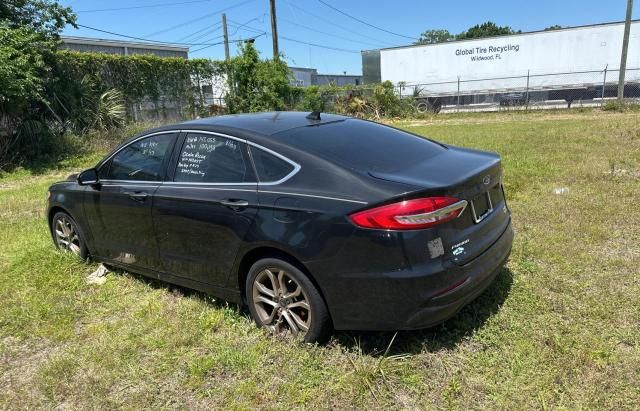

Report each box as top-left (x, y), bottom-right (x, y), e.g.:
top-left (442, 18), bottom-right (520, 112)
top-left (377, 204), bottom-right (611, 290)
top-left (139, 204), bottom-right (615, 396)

top-left (250, 146), bottom-right (295, 183)
top-left (174, 133), bottom-right (255, 183)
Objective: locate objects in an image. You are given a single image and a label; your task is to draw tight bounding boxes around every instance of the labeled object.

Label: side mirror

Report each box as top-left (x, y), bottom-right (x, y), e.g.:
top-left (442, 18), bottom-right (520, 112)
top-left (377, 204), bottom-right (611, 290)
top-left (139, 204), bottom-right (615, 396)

top-left (77, 168), bottom-right (99, 186)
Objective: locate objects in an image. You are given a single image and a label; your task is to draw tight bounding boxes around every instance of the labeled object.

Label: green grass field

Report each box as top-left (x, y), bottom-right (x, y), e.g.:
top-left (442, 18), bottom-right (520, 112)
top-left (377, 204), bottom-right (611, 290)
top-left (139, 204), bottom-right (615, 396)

top-left (1, 109), bottom-right (639, 409)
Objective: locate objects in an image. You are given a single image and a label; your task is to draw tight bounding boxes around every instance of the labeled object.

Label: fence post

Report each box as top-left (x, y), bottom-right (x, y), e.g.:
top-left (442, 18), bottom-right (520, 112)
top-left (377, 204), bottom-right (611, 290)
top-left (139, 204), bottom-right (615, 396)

top-left (525, 70), bottom-right (530, 110)
top-left (457, 76), bottom-right (460, 112)
top-left (601, 64), bottom-right (608, 105)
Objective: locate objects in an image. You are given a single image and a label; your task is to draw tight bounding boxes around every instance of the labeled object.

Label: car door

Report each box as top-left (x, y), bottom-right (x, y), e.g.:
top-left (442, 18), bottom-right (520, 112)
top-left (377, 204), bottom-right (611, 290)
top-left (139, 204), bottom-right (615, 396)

top-left (153, 131), bottom-right (258, 287)
top-left (84, 132), bottom-right (178, 270)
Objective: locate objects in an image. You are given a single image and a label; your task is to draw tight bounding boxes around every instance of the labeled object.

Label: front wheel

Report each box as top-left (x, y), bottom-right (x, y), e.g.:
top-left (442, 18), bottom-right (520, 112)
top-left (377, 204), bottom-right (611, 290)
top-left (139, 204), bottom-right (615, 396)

top-left (246, 258), bottom-right (332, 343)
top-left (51, 212), bottom-right (88, 260)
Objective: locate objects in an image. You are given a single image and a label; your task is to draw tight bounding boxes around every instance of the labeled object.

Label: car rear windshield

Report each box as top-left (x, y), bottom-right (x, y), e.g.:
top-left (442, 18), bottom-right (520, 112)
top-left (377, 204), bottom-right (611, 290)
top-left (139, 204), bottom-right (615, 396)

top-left (275, 119), bottom-right (446, 173)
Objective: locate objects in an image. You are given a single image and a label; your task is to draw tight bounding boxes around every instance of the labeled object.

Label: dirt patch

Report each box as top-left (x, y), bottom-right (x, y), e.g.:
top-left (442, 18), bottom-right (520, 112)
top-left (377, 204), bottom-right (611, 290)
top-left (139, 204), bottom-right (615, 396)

top-left (0, 337), bottom-right (65, 407)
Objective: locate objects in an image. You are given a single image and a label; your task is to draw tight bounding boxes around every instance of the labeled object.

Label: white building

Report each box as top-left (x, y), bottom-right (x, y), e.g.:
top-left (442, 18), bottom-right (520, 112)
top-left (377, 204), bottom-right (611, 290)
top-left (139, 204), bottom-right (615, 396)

top-left (362, 20), bottom-right (640, 107)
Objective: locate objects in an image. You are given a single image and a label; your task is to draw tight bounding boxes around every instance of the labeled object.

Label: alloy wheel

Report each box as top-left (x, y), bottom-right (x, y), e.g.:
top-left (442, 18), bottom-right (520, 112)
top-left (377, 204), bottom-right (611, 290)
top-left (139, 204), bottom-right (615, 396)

top-left (54, 216), bottom-right (82, 256)
top-left (252, 268), bottom-right (311, 337)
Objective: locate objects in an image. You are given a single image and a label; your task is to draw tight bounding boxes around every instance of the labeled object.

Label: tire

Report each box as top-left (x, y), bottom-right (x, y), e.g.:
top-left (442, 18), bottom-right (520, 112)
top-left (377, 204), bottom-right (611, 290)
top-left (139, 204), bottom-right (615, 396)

top-left (416, 99), bottom-right (442, 114)
top-left (246, 258), bottom-right (332, 344)
top-left (415, 101), bottom-right (429, 113)
top-left (51, 211), bottom-right (89, 260)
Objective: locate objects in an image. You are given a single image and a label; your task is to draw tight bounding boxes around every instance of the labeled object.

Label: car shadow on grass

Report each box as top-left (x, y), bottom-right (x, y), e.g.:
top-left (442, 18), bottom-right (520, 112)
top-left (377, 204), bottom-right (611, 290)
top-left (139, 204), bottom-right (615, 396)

top-left (104, 265), bottom-right (243, 313)
top-left (330, 267), bottom-right (514, 356)
top-left (105, 264), bottom-right (513, 355)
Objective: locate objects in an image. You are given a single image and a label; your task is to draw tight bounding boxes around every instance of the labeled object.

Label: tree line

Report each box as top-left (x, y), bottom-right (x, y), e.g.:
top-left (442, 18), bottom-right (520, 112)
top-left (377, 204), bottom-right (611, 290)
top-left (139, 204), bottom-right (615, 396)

top-left (414, 21), bottom-right (563, 45)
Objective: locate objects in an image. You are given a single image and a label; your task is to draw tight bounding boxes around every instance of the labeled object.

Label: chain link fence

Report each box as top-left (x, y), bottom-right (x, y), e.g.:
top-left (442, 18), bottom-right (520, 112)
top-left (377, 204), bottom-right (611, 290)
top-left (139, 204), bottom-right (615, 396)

top-left (397, 66), bottom-right (640, 113)
top-left (185, 66), bottom-right (640, 117)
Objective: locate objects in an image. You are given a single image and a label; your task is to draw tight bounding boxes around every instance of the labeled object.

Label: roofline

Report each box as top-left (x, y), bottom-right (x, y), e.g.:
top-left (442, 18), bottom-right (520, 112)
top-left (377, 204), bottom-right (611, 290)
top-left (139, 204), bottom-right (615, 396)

top-left (317, 73), bottom-right (363, 77)
top-left (60, 35), bottom-right (189, 52)
top-left (361, 19), bottom-right (640, 53)
top-left (289, 67), bottom-right (362, 76)
top-left (177, 112), bottom-right (352, 137)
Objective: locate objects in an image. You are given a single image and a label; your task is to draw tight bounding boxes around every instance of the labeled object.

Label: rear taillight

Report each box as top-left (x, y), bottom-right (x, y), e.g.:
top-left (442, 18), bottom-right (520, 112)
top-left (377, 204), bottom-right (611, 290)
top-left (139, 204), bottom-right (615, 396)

top-left (349, 197), bottom-right (467, 230)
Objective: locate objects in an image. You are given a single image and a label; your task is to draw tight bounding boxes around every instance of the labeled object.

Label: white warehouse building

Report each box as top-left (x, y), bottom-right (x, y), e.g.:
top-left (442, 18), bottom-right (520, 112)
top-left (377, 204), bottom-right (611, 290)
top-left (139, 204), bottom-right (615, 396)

top-left (362, 20), bottom-right (640, 109)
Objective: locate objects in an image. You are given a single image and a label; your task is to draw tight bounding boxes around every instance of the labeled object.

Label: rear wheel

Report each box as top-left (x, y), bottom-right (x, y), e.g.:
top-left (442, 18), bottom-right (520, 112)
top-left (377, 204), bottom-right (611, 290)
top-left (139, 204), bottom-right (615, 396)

top-left (51, 212), bottom-right (88, 260)
top-left (246, 258), bottom-right (331, 343)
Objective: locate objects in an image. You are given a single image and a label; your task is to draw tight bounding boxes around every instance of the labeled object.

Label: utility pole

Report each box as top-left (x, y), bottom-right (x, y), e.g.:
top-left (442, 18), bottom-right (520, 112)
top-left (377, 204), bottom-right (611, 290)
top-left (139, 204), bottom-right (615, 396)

top-left (221, 13), bottom-right (230, 61)
top-left (269, 0), bottom-right (279, 60)
top-left (618, 0), bottom-right (634, 102)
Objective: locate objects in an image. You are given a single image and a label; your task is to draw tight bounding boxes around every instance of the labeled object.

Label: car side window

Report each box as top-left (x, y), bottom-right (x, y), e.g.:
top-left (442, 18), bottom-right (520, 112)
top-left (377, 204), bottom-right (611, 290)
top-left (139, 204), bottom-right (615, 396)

top-left (106, 133), bottom-right (174, 181)
top-left (174, 133), bottom-right (254, 183)
top-left (250, 146), bottom-right (295, 183)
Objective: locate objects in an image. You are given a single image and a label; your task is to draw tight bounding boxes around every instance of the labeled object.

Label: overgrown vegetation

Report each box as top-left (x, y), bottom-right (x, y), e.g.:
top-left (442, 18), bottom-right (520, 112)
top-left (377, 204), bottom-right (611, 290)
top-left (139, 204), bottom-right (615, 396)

top-left (223, 42), bottom-right (291, 113)
top-left (0, 0), bottom-right (76, 169)
top-left (1, 109), bottom-right (639, 409)
top-left (293, 81), bottom-right (414, 119)
top-left (52, 51), bottom-right (222, 119)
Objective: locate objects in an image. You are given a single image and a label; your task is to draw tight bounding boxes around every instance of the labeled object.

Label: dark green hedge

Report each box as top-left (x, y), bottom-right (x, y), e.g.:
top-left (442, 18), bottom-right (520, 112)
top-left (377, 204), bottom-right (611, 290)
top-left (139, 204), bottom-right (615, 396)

top-left (53, 50), bottom-right (224, 113)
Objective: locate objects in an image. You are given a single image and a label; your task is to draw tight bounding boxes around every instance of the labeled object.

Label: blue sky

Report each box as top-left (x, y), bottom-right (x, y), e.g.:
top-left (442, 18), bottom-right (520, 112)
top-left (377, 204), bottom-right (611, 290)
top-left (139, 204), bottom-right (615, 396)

top-left (60, 0), bottom-right (639, 74)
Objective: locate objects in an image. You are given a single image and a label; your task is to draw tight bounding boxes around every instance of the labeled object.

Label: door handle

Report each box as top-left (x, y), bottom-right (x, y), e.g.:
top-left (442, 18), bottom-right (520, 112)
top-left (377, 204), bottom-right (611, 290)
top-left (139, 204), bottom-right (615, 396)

top-left (220, 199), bottom-right (249, 209)
top-left (124, 191), bottom-right (148, 202)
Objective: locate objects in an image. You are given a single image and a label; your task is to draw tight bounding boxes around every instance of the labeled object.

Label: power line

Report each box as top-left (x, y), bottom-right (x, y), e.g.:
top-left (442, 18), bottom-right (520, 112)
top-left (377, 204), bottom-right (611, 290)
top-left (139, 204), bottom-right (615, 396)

top-left (143, 0), bottom-right (256, 38)
top-left (76, 23), bottom-right (229, 46)
top-left (175, 22), bottom-right (220, 42)
top-left (193, 15), bottom-right (267, 55)
top-left (282, 0), bottom-right (396, 47)
top-left (229, 14), bottom-right (266, 36)
top-left (316, 0), bottom-right (416, 41)
top-left (182, 26), bottom-right (223, 43)
top-left (228, 20), bottom-right (361, 54)
top-left (278, 34), bottom-right (360, 53)
top-left (189, 34), bottom-right (224, 46)
top-left (75, 0), bottom-right (212, 13)
top-left (280, 17), bottom-right (383, 48)
top-left (191, 32), bottom-right (226, 44)
top-left (190, 32), bottom-right (266, 53)
top-left (181, 12), bottom-right (263, 49)
top-left (227, 20), bottom-right (265, 34)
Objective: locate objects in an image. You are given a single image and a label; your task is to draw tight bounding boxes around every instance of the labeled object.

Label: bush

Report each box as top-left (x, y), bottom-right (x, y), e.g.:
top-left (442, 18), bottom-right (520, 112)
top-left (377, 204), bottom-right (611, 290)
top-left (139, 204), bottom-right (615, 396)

top-left (602, 100), bottom-right (640, 112)
top-left (0, 24), bottom-right (54, 167)
top-left (224, 43), bottom-right (291, 113)
top-left (370, 81), bottom-right (413, 118)
top-left (299, 81), bottom-right (413, 119)
top-left (297, 86), bottom-right (326, 112)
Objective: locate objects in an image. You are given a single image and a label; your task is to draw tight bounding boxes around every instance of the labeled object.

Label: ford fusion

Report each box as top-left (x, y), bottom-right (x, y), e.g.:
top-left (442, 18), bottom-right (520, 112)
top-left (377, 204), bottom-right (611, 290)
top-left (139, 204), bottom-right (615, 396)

top-left (47, 112), bottom-right (514, 343)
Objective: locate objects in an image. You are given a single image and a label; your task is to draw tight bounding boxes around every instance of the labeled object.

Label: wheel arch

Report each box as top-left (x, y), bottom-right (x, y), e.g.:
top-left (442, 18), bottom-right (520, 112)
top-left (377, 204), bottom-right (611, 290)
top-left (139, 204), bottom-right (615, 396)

top-left (235, 246), bottom-right (329, 310)
top-left (48, 205), bottom-right (71, 232)
top-left (48, 205), bottom-right (93, 258)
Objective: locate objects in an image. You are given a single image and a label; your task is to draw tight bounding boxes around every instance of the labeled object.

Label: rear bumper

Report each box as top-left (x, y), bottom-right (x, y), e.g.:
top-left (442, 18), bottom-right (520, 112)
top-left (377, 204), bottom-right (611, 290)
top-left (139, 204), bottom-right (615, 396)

top-left (324, 219), bottom-right (514, 331)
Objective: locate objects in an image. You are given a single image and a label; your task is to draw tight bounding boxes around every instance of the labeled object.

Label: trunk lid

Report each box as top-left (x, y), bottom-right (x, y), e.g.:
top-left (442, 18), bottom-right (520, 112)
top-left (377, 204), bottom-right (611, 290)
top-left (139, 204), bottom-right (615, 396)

top-left (369, 146), bottom-right (511, 265)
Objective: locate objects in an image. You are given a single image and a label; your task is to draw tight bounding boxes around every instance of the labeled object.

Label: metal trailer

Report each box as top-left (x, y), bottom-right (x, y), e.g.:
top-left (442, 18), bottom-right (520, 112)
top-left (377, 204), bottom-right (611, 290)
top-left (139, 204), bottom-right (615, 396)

top-left (362, 20), bottom-right (640, 112)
